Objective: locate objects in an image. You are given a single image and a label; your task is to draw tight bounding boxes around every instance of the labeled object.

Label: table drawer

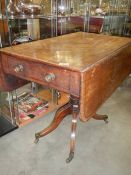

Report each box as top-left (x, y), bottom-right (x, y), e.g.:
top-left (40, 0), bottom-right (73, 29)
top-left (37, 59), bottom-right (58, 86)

top-left (6, 56), bottom-right (71, 93)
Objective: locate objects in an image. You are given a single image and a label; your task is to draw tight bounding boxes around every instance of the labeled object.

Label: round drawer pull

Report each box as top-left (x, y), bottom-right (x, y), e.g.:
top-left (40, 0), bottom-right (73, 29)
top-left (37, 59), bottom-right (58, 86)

top-left (45, 73), bottom-right (55, 82)
top-left (14, 64), bottom-right (24, 72)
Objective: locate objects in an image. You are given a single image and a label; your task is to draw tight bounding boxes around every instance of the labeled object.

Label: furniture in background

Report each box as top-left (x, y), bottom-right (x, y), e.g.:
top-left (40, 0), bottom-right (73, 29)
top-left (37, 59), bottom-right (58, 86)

top-left (1, 0), bottom-right (131, 47)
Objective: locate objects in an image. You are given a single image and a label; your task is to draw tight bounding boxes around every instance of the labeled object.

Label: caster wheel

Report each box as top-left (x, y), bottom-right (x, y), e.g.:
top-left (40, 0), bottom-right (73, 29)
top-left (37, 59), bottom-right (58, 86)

top-left (34, 138), bottom-right (39, 144)
top-left (66, 152), bottom-right (74, 163)
top-left (104, 118), bottom-right (109, 124)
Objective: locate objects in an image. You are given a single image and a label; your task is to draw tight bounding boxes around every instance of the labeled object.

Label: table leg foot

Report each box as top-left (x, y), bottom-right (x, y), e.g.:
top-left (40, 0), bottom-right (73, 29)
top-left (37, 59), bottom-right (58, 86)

top-left (92, 114), bottom-right (108, 124)
top-left (34, 102), bottom-right (72, 142)
top-left (104, 117), bottom-right (109, 123)
top-left (66, 151), bottom-right (74, 163)
top-left (34, 134), bottom-right (39, 144)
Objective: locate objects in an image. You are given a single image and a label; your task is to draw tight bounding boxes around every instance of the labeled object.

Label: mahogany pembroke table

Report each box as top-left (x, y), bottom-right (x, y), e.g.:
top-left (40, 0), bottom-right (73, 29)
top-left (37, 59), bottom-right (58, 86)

top-left (0, 32), bottom-right (131, 163)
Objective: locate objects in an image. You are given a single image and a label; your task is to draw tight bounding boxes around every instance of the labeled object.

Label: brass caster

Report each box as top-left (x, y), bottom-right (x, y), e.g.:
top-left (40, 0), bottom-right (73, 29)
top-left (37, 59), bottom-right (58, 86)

top-left (104, 116), bottom-right (109, 124)
top-left (34, 133), bottom-right (40, 144)
top-left (34, 138), bottom-right (39, 144)
top-left (66, 152), bottom-right (74, 163)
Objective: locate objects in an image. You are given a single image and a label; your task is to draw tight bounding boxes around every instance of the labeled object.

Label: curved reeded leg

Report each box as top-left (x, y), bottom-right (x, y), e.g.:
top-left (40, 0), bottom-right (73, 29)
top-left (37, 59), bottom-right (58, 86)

top-left (66, 97), bottom-right (79, 163)
top-left (92, 113), bottom-right (108, 123)
top-left (34, 102), bottom-right (72, 143)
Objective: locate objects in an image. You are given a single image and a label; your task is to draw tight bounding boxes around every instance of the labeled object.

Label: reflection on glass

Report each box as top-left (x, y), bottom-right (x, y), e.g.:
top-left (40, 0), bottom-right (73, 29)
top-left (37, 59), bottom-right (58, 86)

top-left (7, 0), bottom-right (42, 17)
top-left (17, 0), bottom-right (42, 16)
top-left (7, 0), bottom-right (21, 16)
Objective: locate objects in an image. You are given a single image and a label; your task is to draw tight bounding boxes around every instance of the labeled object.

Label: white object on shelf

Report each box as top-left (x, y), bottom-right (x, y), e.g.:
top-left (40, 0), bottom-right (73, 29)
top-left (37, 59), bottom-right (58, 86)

top-left (27, 18), bottom-right (40, 40)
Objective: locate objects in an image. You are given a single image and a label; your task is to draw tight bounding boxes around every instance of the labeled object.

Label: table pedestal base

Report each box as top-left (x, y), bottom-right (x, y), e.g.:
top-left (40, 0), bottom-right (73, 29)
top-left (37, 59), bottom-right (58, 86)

top-left (34, 101), bottom-right (72, 144)
top-left (34, 96), bottom-right (108, 163)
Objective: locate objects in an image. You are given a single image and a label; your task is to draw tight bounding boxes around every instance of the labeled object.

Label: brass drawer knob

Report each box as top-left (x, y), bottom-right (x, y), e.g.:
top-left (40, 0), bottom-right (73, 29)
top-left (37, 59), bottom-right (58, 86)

top-left (45, 73), bottom-right (55, 82)
top-left (14, 64), bottom-right (24, 72)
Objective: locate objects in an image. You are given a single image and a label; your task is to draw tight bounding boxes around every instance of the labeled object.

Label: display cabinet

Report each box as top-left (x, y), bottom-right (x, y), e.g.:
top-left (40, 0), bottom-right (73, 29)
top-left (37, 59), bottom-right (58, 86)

top-left (40, 0), bottom-right (131, 36)
top-left (1, 0), bottom-right (130, 47)
top-left (0, 0), bottom-right (54, 46)
top-left (0, 0), bottom-right (57, 130)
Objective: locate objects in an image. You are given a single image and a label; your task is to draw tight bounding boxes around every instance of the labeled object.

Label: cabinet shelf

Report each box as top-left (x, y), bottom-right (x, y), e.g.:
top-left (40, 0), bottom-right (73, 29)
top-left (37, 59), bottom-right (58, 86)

top-left (16, 89), bottom-right (69, 127)
top-left (8, 14), bottom-right (49, 20)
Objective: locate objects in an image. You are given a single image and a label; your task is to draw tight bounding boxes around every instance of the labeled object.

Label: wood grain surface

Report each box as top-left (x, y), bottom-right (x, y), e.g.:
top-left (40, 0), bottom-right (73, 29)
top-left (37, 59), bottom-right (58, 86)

top-left (0, 32), bottom-right (130, 71)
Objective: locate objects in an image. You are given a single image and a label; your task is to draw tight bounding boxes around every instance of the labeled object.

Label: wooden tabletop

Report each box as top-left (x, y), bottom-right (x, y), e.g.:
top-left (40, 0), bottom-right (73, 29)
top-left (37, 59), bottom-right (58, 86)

top-left (1, 32), bottom-right (131, 72)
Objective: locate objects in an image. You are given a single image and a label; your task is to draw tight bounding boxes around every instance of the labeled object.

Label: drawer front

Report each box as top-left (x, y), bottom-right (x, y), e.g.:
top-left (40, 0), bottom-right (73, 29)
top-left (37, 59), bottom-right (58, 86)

top-left (4, 55), bottom-right (80, 96)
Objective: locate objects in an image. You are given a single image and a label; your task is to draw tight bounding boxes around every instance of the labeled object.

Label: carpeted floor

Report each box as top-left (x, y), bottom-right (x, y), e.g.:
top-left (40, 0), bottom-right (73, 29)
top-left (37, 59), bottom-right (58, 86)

top-left (0, 81), bottom-right (131, 175)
